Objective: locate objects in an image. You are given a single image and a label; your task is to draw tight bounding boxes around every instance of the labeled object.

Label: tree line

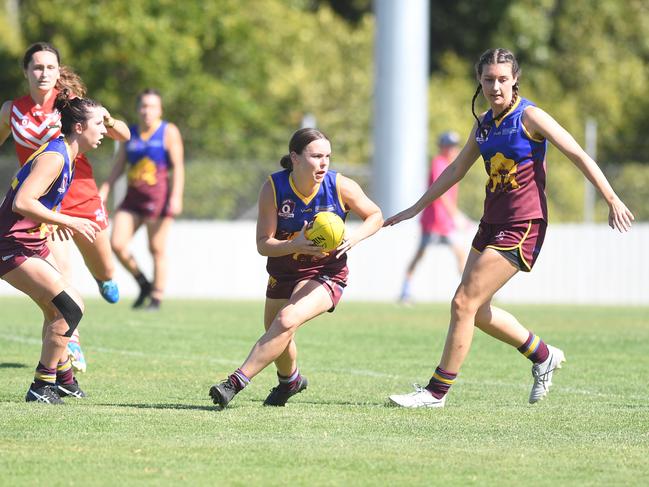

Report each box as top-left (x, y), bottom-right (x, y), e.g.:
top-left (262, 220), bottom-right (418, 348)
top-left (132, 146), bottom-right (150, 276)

top-left (0, 0), bottom-right (647, 220)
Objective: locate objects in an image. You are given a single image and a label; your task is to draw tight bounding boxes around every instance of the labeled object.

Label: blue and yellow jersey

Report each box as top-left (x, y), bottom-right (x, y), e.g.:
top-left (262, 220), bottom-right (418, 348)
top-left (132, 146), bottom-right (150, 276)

top-left (266, 169), bottom-right (348, 280)
top-left (476, 97), bottom-right (548, 223)
top-left (125, 121), bottom-right (170, 186)
top-left (0, 136), bottom-right (74, 250)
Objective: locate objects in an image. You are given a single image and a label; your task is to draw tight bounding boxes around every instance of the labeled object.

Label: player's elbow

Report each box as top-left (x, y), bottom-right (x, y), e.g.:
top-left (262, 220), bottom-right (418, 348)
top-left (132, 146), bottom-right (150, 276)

top-left (12, 194), bottom-right (29, 216)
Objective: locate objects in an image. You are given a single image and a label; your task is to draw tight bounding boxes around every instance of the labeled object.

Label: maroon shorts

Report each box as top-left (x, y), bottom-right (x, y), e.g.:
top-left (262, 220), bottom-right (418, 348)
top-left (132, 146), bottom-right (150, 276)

top-left (119, 186), bottom-right (171, 220)
top-left (0, 245), bottom-right (50, 278)
top-left (471, 219), bottom-right (547, 272)
top-left (266, 272), bottom-right (347, 312)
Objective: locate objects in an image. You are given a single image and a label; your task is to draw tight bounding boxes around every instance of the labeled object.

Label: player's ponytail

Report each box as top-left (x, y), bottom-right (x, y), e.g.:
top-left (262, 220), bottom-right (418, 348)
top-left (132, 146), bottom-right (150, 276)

top-left (56, 65), bottom-right (87, 98)
top-left (55, 89), bottom-right (101, 135)
top-left (280, 154), bottom-right (293, 171)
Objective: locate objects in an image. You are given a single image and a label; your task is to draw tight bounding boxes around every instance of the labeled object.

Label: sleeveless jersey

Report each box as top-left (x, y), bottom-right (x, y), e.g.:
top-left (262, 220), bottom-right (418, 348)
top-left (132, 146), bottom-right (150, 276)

top-left (10, 92), bottom-right (98, 209)
top-left (476, 97), bottom-right (548, 223)
top-left (266, 169), bottom-right (348, 281)
top-left (0, 137), bottom-right (74, 251)
top-left (125, 121), bottom-right (170, 187)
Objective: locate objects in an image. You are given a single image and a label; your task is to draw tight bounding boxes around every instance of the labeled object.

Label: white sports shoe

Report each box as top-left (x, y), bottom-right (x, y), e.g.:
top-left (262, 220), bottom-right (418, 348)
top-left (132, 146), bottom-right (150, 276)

top-left (529, 344), bottom-right (566, 404)
top-left (388, 384), bottom-right (446, 408)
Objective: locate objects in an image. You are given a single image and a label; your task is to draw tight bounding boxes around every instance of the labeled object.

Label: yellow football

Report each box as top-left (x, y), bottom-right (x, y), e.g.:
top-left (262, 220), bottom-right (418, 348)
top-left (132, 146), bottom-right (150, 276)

top-left (305, 211), bottom-right (345, 252)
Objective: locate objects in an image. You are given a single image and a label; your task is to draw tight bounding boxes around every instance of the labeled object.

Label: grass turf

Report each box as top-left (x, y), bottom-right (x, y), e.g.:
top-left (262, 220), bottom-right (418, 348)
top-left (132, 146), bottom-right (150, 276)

top-left (1, 297), bottom-right (648, 486)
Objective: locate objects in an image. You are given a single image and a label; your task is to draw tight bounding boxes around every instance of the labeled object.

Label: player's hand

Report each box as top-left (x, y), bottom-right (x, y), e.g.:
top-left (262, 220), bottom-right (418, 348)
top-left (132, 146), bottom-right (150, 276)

top-left (168, 195), bottom-right (183, 217)
top-left (52, 225), bottom-right (74, 241)
top-left (62, 217), bottom-right (102, 242)
top-left (334, 236), bottom-right (354, 259)
top-left (383, 206), bottom-right (419, 227)
top-left (293, 220), bottom-right (327, 256)
top-left (608, 197), bottom-right (634, 233)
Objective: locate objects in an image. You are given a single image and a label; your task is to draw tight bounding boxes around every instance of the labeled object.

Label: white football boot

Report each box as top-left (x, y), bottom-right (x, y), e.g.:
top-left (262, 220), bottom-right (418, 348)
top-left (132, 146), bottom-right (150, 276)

top-left (388, 384), bottom-right (446, 408)
top-left (529, 344), bottom-right (566, 404)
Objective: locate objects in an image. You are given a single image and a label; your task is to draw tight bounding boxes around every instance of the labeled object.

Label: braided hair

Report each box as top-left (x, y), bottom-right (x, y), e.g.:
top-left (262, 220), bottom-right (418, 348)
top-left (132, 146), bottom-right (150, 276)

top-left (471, 48), bottom-right (521, 134)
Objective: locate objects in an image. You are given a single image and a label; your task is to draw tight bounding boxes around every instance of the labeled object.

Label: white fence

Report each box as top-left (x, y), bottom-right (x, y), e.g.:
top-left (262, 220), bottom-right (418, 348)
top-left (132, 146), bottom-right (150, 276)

top-left (1, 221), bottom-right (647, 305)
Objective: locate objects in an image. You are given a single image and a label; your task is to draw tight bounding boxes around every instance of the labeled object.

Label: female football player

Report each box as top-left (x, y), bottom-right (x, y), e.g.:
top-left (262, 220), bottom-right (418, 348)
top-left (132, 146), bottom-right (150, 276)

top-left (209, 128), bottom-right (383, 409)
top-left (0, 42), bottom-right (130, 373)
top-left (385, 48), bottom-right (634, 408)
top-left (0, 90), bottom-right (106, 403)
top-left (100, 89), bottom-right (184, 310)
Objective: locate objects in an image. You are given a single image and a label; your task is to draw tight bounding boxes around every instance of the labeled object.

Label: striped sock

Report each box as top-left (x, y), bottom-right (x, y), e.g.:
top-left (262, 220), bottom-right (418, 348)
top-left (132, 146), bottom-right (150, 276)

top-left (34, 362), bottom-right (56, 388)
top-left (56, 356), bottom-right (75, 385)
top-left (517, 332), bottom-right (550, 364)
top-left (277, 368), bottom-right (301, 390)
top-left (425, 366), bottom-right (457, 399)
top-left (228, 368), bottom-right (251, 392)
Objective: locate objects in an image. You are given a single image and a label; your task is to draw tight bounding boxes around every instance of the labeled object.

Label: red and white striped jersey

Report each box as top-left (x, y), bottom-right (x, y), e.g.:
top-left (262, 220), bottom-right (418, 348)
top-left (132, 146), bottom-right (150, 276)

top-left (10, 93), bottom-right (62, 166)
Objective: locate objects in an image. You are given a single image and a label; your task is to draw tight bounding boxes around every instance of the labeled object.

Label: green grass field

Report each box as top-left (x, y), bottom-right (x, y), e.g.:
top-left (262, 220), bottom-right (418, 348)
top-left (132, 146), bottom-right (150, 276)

top-left (1, 297), bottom-right (648, 486)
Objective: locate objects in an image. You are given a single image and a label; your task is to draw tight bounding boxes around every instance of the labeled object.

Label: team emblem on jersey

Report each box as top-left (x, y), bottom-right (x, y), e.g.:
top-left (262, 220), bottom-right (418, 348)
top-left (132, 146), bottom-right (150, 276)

top-left (278, 199), bottom-right (296, 219)
top-left (21, 117), bottom-right (29, 126)
top-left (487, 152), bottom-right (519, 193)
top-left (476, 120), bottom-right (492, 143)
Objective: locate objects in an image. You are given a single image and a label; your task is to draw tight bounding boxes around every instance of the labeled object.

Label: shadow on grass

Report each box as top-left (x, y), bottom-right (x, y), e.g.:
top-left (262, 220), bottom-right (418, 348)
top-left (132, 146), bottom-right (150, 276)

top-left (99, 402), bottom-right (218, 412)
top-left (0, 362), bottom-right (29, 369)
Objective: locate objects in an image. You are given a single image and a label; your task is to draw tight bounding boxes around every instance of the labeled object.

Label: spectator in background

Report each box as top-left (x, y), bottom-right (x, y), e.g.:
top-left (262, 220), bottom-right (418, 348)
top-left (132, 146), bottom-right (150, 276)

top-left (100, 89), bottom-right (184, 310)
top-left (399, 131), bottom-right (468, 304)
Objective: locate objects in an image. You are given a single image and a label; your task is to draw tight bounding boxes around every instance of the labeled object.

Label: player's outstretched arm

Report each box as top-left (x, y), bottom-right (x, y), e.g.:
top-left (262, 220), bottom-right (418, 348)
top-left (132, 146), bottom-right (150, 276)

top-left (0, 101), bottom-right (13, 146)
top-left (383, 127), bottom-right (481, 227)
top-left (523, 106), bottom-right (634, 232)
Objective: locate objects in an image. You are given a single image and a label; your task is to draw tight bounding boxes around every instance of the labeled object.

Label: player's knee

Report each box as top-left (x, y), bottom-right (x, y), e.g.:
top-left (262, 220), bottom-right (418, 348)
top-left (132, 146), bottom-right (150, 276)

top-left (51, 291), bottom-right (83, 337)
top-left (451, 288), bottom-right (475, 318)
top-left (275, 309), bottom-right (300, 333)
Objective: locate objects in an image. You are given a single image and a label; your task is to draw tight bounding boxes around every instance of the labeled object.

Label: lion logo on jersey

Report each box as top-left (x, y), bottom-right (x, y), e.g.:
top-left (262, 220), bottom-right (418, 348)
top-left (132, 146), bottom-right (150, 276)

top-left (487, 152), bottom-right (519, 193)
top-left (127, 157), bottom-right (157, 185)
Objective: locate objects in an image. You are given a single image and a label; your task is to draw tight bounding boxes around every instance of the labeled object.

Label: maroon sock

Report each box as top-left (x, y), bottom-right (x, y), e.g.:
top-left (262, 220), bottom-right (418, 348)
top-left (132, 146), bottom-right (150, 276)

top-left (277, 369), bottom-right (301, 391)
top-left (517, 332), bottom-right (550, 364)
top-left (34, 362), bottom-right (57, 388)
top-left (425, 366), bottom-right (457, 399)
top-left (56, 357), bottom-right (75, 385)
top-left (228, 368), bottom-right (250, 392)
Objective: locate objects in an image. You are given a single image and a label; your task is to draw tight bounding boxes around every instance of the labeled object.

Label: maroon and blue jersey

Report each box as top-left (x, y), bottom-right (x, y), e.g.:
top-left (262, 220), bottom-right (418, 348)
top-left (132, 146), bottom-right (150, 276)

top-left (121, 121), bottom-right (171, 217)
top-left (476, 97), bottom-right (548, 223)
top-left (266, 169), bottom-right (348, 282)
top-left (0, 137), bottom-right (74, 251)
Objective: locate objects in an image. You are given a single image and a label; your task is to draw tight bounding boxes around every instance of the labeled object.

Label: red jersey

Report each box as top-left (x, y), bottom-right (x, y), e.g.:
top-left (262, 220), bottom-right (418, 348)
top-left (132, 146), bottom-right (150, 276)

top-left (420, 154), bottom-right (458, 235)
top-left (10, 92), bottom-right (99, 209)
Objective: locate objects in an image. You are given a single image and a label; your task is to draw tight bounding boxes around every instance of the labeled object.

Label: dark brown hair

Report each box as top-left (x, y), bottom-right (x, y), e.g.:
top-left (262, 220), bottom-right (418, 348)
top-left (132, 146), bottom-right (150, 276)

top-left (280, 128), bottom-right (329, 171)
top-left (54, 89), bottom-right (101, 135)
top-left (471, 48), bottom-right (521, 128)
top-left (137, 88), bottom-right (162, 106)
top-left (22, 42), bottom-right (60, 70)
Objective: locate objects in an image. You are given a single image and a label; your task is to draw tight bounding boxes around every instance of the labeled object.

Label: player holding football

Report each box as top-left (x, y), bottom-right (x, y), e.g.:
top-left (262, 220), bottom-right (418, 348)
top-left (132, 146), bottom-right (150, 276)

top-left (385, 48), bottom-right (634, 408)
top-left (0, 90), bottom-right (106, 403)
top-left (209, 128), bottom-right (383, 409)
top-left (0, 42), bottom-right (131, 373)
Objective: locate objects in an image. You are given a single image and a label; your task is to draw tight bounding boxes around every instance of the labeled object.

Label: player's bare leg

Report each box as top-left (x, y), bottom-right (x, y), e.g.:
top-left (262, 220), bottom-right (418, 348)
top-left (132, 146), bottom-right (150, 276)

top-left (144, 216), bottom-right (173, 310)
top-left (111, 210), bottom-right (150, 308)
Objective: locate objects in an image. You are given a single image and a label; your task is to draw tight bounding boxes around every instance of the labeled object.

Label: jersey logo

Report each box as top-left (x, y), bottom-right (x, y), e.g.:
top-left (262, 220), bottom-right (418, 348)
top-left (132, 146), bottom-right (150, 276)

top-left (278, 199), bottom-right (295, 219)
top-left (58, 174), bottom-right (68, 194)
top-left (314, 204), bottom-right (335, 212)
top-left (487, 152), bottom-right (519, 193)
